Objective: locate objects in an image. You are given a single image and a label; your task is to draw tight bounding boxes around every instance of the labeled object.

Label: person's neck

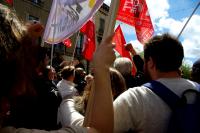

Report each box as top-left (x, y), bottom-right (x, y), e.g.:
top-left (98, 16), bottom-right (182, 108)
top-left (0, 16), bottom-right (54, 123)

top-left (152, 71), bottom-right (181, 80)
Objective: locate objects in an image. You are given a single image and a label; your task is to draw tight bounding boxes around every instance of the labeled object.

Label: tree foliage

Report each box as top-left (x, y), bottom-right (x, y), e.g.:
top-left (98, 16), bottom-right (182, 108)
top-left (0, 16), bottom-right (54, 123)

top-left (181, 63), bottom-right (191, 79)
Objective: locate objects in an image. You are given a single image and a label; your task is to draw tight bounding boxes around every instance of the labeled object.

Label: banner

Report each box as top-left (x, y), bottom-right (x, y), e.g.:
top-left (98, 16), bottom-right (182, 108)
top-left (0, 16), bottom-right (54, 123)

top-left (117, 0), bottom-right (154, 44)
top-left (43, 0), bottom-right (104, 44)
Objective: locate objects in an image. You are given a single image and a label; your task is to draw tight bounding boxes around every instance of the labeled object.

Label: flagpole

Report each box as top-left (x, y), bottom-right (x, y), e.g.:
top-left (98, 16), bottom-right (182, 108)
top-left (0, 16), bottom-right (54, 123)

top-left (71, 31), bottom-right (80, 64)
top-left (50, 0), bottom-right (58, 68)
top-left (177, 1), bottom-right (200, 39)
top-left (102, 0), bottom-right (120, 40)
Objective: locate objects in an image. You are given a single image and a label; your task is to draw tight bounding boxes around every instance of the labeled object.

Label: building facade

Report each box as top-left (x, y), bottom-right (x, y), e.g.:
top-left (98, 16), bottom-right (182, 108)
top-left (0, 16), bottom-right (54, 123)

top-left (0, 0), bottom-right (109, 71)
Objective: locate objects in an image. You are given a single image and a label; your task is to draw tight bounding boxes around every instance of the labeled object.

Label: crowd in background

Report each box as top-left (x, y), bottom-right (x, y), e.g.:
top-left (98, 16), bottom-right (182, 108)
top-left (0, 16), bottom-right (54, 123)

top-left (0, 3), bottom-right (200, 133)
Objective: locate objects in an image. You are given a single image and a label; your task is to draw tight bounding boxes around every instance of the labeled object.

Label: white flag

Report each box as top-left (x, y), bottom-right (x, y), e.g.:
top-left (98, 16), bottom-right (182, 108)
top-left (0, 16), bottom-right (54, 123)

top-left (43, 0), bottom-right (104, 44)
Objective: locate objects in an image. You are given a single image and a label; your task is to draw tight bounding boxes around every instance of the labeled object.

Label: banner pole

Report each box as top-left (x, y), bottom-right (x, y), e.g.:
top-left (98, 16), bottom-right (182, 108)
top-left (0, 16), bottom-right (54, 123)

top-left (50, 0), bottom-right (58, 68)
top-left (102, 0), bottom-right (120, 41)
top-left (71, 31), bottom-right (80, 64)
top-left (83, 0), bottom-right (120, 127)
top-left (177, 1), bottom-right (200, 39)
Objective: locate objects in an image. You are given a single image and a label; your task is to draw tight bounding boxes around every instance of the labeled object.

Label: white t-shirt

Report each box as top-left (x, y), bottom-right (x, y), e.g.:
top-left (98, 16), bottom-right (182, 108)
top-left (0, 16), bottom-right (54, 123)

top-left (114, 78), bottom-right (199, 133)
top-left (57, 98), bottom-right (84, 127)
top-left (0, 126), bottom-right (87, 133)
top-left (57, 79), bottom-right (77, 99)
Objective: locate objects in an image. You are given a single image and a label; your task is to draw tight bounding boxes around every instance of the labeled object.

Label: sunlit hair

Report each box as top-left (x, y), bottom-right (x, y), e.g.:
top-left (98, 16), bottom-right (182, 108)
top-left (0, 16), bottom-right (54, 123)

top-left (61, 65), bottom-right (75, 80)
top-left (109, 67), bottom-right (127, 99)
top-left (114, 57), bottom-right (133, 76)
top-left (0, 4), bottom-right (43, 97)
top-left (0, 4), bottom-right (26, 50)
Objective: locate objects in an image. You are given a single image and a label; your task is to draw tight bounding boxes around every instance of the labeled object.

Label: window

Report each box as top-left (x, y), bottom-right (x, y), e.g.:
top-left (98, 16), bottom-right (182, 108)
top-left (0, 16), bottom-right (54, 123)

top-left (28, 15), bottom-right (39, 21)
top-left (75, 34), bottom-right (84, 57)
top-left (98, 18), bottom-right (105, 35)
top-left (30, 0), bottom-right (43, 5)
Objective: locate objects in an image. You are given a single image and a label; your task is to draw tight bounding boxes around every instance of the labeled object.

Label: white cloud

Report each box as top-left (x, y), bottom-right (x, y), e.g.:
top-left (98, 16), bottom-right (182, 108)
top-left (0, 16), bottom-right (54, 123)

top-left (156, 17), bottom-right (184, 35)
top-left (146, 0), bottom-right (169, 21)
top-left (129, 40), bottom-right (144, 53)
top-left (104, 0), bottom-right (200, 63)
top-left (181, 15), bottom-right (200, 59)
top-left (156, 14), bottom-right (200, 60)
top-left (104, 0), bottom-right (111, 6)
top-left (116, 22), bottom-right (136, 35)
top-left (146, 0), bottom-right (200, 63)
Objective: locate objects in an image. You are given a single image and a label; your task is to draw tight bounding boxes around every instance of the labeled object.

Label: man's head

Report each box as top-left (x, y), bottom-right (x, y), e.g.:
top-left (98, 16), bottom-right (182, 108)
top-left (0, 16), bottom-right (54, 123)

top-left (61, 65), bottom-right (75, 82)
top-left (144, 33), bottom-right (184, 80)
top-left (113, 57), bottom-right (133, 76)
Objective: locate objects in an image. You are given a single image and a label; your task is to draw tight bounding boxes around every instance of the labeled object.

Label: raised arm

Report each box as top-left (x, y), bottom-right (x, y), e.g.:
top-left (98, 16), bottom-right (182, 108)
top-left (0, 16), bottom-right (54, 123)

top-left (84, 35), bottom-right (116, 133)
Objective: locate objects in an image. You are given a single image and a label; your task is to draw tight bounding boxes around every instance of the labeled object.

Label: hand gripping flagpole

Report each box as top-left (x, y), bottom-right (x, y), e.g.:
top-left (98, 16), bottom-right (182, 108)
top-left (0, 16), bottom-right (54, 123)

top-left (102, 0), bottom-right (120, 40)
top-left (83, 0), bottom-right (120, 127)
top-left (177, 1), bottom-right (200, 39)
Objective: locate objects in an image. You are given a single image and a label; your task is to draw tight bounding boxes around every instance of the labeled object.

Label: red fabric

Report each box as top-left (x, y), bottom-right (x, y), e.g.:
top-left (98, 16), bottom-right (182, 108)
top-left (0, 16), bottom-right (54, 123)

top-left (5, 0), bottom-right (13, 5)
top-left (113, 25), bottom-right (136, 75)
top-left (117, 0), bottom-right (154, 44)
top-left (63, 38), bottom-right (72, 48)
top-left (80, 20), bottom-right (96, 61)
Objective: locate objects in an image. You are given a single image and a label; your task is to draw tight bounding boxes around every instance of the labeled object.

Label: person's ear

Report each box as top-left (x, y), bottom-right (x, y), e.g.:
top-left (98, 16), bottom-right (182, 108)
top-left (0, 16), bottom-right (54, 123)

top-left (148, 57), bottom-right (155, 69)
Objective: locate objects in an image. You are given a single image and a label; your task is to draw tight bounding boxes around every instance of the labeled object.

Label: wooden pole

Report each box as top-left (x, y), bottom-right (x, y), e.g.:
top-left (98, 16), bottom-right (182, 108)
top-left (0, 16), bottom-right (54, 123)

top-left (102, 0), bottom-right (120, 41)
top-left (83, 0), bottom-right (120, 127)
top-left (71, 31), bottom-right (80, 64)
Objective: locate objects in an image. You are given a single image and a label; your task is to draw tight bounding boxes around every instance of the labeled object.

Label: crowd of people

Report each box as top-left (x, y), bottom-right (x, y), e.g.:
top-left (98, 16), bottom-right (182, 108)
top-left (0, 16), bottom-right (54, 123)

top-left (0, 3), bottom-right (200, 133)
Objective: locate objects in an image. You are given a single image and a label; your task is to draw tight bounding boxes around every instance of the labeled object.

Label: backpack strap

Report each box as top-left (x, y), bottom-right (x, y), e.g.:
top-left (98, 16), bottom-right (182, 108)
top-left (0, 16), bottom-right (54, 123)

top-left (196, 83), bottom-right (200, 91)
top-left (143, 80), bottom-right (180, 110)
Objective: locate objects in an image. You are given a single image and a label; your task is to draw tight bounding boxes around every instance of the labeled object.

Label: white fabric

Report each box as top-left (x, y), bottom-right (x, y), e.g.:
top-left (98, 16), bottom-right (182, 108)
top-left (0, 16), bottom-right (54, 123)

top-left (114, 78), bottom-right (199, 133)
top-left (0, 126), bottom-right (87, 133)
top-left (57, 99), bottom-right (84, 127)
top-left (57, 79), bottom-right (77, 99)
top-left (43, 0), bottom-right (104, 44)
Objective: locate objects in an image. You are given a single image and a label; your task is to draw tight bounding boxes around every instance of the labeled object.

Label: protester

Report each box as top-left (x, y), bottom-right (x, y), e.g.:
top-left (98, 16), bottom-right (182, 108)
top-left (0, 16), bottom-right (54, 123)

top-left (74, 67), bottom-right (87, 95)
top-left (57, 65), bottom-right (78, 99)
top-left (73, 67), bottom-right (126, 116)
top-left (114, 56), bottom-right (146, 88)
top-left (191, 58), bottom-right (200, 83)
top-left (0, 4), bottom-right (114, 133)
top-left (109, 67), bottom-right (127, 99)
top-left (58, 67), bottom-right (126, 127)
top-left (97, 33), bottom-right (200, 133)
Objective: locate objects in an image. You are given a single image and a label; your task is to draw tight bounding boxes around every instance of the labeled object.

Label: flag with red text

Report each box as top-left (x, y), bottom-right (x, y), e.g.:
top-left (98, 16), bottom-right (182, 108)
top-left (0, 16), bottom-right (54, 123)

top-left (117, 0), bottom-right (154, 44)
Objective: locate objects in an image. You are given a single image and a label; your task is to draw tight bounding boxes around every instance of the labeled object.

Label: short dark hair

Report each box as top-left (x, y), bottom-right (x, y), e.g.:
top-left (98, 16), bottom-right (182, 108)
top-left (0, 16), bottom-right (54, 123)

top-left (144, 33), bottom-right (184, 72)
top-left (61, 65), bottom-right (75, 80)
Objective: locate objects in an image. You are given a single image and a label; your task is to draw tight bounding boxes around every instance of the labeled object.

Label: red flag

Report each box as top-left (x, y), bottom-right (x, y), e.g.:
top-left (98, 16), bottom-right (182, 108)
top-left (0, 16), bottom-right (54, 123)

top-left (113, 25), bottom-right (136, 75)
top-left (117, 0), bottom-right (154, 44)
top-left (5, 0), bottom-right (13, 6)
top-left (63, 38), bottom-right (72, 48)
top-left (80, 20), bottom-right (96, 61)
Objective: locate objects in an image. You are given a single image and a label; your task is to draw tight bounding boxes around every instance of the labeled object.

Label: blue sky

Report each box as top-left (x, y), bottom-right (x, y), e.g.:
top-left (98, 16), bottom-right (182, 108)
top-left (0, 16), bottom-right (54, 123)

top-left (104, 0), bottom-right (200, 66)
